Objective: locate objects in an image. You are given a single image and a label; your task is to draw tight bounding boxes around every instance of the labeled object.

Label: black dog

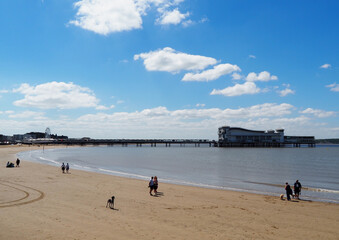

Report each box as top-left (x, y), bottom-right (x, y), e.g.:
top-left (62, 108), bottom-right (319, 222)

top-left (106, 196), bottom-right (115, 209)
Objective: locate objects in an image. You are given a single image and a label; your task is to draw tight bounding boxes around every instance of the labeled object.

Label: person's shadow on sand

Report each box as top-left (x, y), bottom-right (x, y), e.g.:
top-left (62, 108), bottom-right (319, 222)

top-left (152, 192), bottom-right (164, 197)
top-left (108, 208), bottom-right (119, 211)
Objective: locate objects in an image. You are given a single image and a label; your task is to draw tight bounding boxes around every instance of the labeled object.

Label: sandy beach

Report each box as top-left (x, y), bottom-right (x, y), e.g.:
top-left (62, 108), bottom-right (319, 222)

top-left (1, 145), bottom-right (339, 240)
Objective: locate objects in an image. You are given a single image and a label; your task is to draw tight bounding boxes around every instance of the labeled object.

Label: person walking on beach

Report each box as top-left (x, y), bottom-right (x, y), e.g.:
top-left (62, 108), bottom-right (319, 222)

top-left (16, 158), bottom-right (20, 167)
top-left (285, 182), bottom-right (293, 201)
top-left (66, 163), bottom-right (70, 173)
top-left (149, 176), bottom-right (154, 196)
top-left (61, 163), bottom-right (65, 173)
top-left (294, 180), bottom-right (302, 199)
top-left (153, 176), bottom-right (158, 195)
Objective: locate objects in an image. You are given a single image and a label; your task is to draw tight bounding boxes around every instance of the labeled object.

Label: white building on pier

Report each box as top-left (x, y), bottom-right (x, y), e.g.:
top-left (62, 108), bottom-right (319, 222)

top-left (218, 126), bottom-right (285, 146)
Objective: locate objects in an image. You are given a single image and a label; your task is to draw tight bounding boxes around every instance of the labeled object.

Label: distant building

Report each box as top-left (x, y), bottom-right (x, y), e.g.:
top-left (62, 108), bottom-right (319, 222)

top-left (218, 126), bottom-right (315, 147)
top-left (0, 129), bottom-right (68, 144)
top-left (13, 134), bottom-right (25, 142)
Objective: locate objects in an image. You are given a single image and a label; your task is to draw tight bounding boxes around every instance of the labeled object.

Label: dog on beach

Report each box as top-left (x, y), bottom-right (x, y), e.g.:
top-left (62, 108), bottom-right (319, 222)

top-left (280, 194), bottom-right (284, 200)
top-left (106, 196), bottom-right (115, 209)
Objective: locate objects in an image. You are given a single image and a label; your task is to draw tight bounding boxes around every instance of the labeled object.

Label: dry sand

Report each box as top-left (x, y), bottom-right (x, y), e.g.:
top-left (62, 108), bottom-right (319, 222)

top-left (0, 145), bottom-right (339, 240)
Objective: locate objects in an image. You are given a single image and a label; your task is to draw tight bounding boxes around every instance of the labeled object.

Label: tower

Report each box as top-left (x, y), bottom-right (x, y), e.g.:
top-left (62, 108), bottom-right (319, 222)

top-left (45, 127), bottom-right (51, 138)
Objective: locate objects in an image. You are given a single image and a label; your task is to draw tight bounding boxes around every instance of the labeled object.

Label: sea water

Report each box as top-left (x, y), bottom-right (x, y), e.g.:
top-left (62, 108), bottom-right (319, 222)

top-left (17, 145), bottom-right (339, 203)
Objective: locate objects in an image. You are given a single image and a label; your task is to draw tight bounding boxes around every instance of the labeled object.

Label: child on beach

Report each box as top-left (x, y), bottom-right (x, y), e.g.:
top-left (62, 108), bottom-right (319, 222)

top-left (66, 163), bottom-right (70, 173)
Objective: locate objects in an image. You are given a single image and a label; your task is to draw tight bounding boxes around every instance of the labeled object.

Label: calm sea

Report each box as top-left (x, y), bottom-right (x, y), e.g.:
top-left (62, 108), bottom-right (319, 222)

top-left (17, 145), bottom-right (339, 203)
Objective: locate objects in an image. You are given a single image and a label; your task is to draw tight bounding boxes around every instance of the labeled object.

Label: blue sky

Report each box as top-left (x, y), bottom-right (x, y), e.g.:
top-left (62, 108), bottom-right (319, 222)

top-left (0, 0), bottom-right (338, 139)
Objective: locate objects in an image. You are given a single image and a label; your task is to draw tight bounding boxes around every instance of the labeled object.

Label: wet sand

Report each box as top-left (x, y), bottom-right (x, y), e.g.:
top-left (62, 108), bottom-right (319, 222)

top-left (1, 145), bottom-right (339, 240)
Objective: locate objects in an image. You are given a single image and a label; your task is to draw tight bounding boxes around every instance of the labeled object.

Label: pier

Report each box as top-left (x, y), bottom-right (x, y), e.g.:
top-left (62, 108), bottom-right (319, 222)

top-left (20, 138), bottom-right (315, 148)
top-left (24, 139), bottom-right (218, 147)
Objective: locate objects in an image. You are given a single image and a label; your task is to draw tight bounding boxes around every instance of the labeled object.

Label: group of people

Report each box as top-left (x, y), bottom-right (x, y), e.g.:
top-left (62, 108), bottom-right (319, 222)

top-left (6, 158), bottom-right (20, 168)
top-left (285, 180), bottom-right (302, 201)
top-left (148, 176), bottom-right (159, 196)
top-left (61, 162), bottom-right (70, 173)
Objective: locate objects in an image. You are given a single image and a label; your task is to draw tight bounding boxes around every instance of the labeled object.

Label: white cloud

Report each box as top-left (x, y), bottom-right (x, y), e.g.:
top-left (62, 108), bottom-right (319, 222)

top-left (300, 108), bottom-right (336, 118)
top-left (13, 82), bottom-right (100, 109)
top-left (196, 103), bottom-right (205, 107)
top-left (199, 17), bottom-right (208, 23)
top-left (210, 82), bottom-right (261, 97)
top-left (182, 63), bottom-right (241, 82)
top-left (326, 83), bottom-right (339, 92)
top-left (134, 47), bottom-right (217, 73)
top-left (8, 111), bottom-right (46, 120)
top-left (320, 63), bottom-right (331, 69)
top-left (70, 0), bottom-right (191, 35)
top-left (4, 103), bottom-right (337, 139)
top-left (232, 72), bottom-right (243, 80)
top-left (278, 85), bottom-right (295, 97)
top-left (249, 55), bottom-right (256, 59)
top-left (70, 0), bottom-right (143, 35)
top-left (96, 106), bottom-right (109, 111)
top-left (170, 103), bottom-right (293, 119)
top-left (78, 103), bottom-right (293, 122)
top-left (182, 19), bottom-right (194, 27)
top-left (156, 8), bottom-right (189, 25)
top-left (246, 71), bottom-right (278, 82)
top-left (96, 105), bottom-right (115, 111)
top-left (70, 103), bottom-right (296, 138)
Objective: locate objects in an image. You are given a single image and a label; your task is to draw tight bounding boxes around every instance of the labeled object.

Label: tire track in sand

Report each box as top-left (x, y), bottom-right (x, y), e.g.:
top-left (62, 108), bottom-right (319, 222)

top-left (0, 181), bottom-right (45, 208)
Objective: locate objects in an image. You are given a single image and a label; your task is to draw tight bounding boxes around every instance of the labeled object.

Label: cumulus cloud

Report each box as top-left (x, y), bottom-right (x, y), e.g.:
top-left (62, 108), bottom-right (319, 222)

top-left (300, 108), bottom-right (336, 118)
top-left (278, 88), bottom-right (295, 97)
top-left (134, 47), bottom-right (217, 73)
top-left (320, 63), bottom-right (331, 69)
top-left (76, 103), bottom-right (294, 131)
top-left (96, 105), bottom-right (115, 111)
top-left (69, 0), bottom-right (143, 35)
top-left (8, 111), bottom-right (46, 120)
top-left (182, 63), bottom-right (241, 82)
top-left (232, 72), bottom-right (243, 80)
top-left (246, 71), bottom-right (278, 82)
top-left (278, 84), bottom-right (295, 97)
top-left (5, 103), bottom-right (337, 139)
top-left (210, 82), bottom-right (261, 97)
top-left (69, 0), bottom-right (191, 35)
top-left (13, 82), bottom-right (100, 109)
top-left (326, 83), bottom-right (339, 92)
top-left (182, 19), bottom-right (194, 27)
top-left (156, 8), bottom-right (189, 25)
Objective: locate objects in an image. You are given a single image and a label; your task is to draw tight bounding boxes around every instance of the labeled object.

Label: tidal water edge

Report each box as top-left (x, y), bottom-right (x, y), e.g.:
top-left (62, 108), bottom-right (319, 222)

top-left (18, 145), bottom-right (339, 203)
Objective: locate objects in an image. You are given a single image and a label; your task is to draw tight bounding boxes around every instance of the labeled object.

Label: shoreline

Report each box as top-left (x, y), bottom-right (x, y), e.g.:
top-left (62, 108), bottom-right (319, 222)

top-left (16, 145), bottom-right (339, 204)
top-left (1, 145), bottom-right (339, 239)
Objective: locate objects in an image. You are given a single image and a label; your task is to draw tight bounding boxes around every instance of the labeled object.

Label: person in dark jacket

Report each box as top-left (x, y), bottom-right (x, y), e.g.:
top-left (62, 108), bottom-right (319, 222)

top-left (294, 180), bottom-right (302, 199)
top-left (16, 158), bottom-right (20, 167)
top-left (285, 182), bottom-right (293, 201)
top-left (61, 163), bottom-right (65, 173)
top-left (149, 176), bottom-right (154, 196)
